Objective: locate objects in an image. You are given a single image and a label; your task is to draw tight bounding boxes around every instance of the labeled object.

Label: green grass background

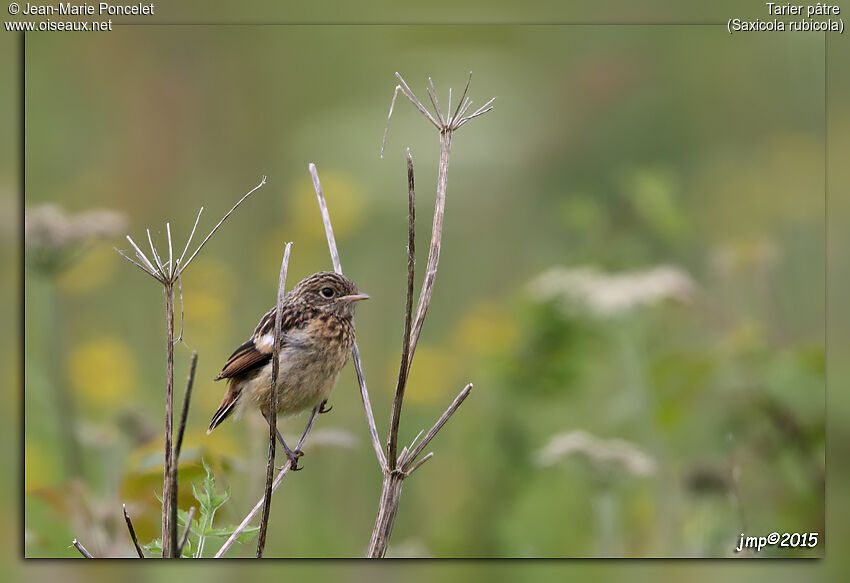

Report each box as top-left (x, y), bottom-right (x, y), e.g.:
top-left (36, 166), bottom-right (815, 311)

top-left (2, 0), bottom-right (846, 578)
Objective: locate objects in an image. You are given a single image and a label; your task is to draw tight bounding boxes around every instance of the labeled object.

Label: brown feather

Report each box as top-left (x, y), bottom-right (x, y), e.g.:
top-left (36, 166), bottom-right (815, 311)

top-left (207, 380), bottom-right (242, 433)
top-left (215, 339), bottom-right (271, 380)
top-left (214, 302), bottom-right (318, 381)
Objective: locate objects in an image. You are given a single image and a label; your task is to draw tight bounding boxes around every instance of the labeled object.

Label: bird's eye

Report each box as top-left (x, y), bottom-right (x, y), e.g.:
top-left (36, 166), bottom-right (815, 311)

top-left (320, 287), bottom-right (334, 298)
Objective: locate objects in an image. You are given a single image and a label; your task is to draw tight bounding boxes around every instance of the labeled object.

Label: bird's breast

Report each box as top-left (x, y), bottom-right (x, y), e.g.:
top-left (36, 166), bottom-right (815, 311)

top-left (246, 314), bottom-right (354, 416)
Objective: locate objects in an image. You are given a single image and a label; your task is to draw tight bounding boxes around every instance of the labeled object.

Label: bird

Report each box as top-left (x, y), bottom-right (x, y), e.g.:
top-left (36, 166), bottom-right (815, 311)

top-left (207, 271), bottom-right (369, 469)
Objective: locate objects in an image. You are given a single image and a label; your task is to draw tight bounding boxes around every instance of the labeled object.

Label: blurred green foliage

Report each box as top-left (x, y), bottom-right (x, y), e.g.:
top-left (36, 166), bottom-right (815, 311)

top-left (19, 23), bottom-right (825, 561)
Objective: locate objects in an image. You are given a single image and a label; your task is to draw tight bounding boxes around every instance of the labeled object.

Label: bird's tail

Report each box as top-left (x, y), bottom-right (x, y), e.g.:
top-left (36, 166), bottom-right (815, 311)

top-left (207, 381), bottom-right (242, 434)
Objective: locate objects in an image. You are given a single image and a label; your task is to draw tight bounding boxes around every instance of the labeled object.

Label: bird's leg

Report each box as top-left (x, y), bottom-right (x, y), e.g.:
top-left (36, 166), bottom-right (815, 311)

top-left (318, 399), bottom-right (332, 414)
top-left (262, 412), bottom-right (304, 471)
top-left (275, 428), bottom-right (304, 471)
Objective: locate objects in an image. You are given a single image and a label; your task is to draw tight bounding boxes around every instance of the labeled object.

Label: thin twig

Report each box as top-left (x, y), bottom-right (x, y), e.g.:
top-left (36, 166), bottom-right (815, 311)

top-left (380, 85), bottom-right (402, 159)
top-left (256, 242), bottom-right (292, 558)
top-left (176, 207), bottom-right (204, 272)
top-left (409, 428), bottom-right (425, 448)
top-left (387, 149), bottom-right (416, 469)
top-left (406, 123), bottom-right (451, 363)
top-left (426, 77), bottom-right (445, 126)
top-left (395, 72), bottom-right (441, 129)
top-left (309, 166), bottom-right (342, 273)
top-left (350, 343), bottom-right (385, 466)
top-left (399, 429), bottom-right (424, 465)
top-left (72, 539), bottom-right (93, 558)
top-left (214, 407), bottom-right (320, 558)
top-left (177, 506), bottom-right (196, 557)
top-left (179, 176), bottom-right (266, 275)
top-left (404, 452), bottom-right (434, 477)
top-left (114, 247), bottom-right (156, 276)
top-left (147, 228), bottom-right (165, 276)
top-left (174, 350), bottom-right (198, 462)
top-left (402, 384), bottom-right (473, 472)
top-left (309, 163), bottom-right (388, 471)
top-left (122, 504), bottom-right (145, 558)
top-left (456, 97), bottom-right (496, 128)
top-left (173, 276), bottom-right (185, 345)
top-left (166, 223), bottom-right (174, 279)
top-left (456, 97), bottom-right (473, 121)
top-left (125, 235), bottom-right (159, 278)
top-left (163, 281), bottom-right (176, 557)
top-left (453, 72), bottom-right (472, 120)
top-left (381, 76), bottom-right (442, 158)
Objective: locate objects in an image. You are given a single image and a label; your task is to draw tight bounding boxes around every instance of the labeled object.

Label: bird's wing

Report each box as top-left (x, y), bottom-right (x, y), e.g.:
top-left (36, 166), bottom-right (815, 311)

top-left (214, 337), bottom-right (272, 380)
top-left (252, 306), bottom-right (277, 337)
top-left (215, 304), bottom-right (309, 380)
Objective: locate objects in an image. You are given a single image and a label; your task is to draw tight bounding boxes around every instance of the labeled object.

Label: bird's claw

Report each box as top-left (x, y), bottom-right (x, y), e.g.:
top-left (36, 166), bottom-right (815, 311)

top-left (318, 400), bottom-right (333, 414)
top-left (286, 449), bottom-right (304, 471)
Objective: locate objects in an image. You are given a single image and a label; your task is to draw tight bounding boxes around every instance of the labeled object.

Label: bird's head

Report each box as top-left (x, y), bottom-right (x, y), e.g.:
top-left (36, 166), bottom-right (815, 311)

top-left (291, 271), bottom-right (369, 318)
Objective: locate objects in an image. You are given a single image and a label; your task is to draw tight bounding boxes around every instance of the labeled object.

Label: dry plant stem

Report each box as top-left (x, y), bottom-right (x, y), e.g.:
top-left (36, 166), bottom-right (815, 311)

top-left (174, 350), bottom-right (199, 462)
top-left (256, 243), bottom-right (293, 558)
top-left (123, 504), bottom-right (145, 558)
top-left (309, 163), bottom-right (388, 471)
top-left (114, 177), bottom-right (266, 283)
top-left (113, 177), bottom-right (266, 559)
top-left (384, 72), bottom-right (491, 364)
top-left (166, 349), bottom-right (197, 557)
top-left (386, 150), bottom-right (416, 470)
top-left (178, 506), bottom-right (196, 556)
top-left (404, 451), bottom-right (434, 476)
top-left (162, 281), bottom-right (177, 557)
top-left (174, 276), bottom-right (185, 345)
top-left (401, 383), bottom-right (473, 472)
top-left (72, 539), bottom-right (93, 558)
top-left (366, 384), bottom-right (471, 558)
top-left (178, 177), bottom-right (267, 274)
top-left (214, 407), bottom-right (320, 558)
top-left (365, 73), bottom-right (492, 558)
top-left (407, 130), bottom-right (451, 363)
top-left (367, 472), bottom-right (405, 555)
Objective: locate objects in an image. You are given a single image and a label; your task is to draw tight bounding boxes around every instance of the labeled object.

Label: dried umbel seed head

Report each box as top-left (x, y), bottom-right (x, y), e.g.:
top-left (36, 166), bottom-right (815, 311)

top-left (26, 204), bottom-right (127, 249)
top-left (26, 204), bottom-right (127, 273)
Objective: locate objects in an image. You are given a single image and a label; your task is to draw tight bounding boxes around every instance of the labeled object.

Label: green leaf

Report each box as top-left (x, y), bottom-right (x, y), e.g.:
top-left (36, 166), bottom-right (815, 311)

top-left (176, 507), bottom-right (191, 526)
top-left (192, 459), bottom-right (230, 515)
top-left (143, 539), bottom-right (162, 554)
top-left (209, 487), bottom-right (231, 513)
top-left (192, 482), bottom-right (212, 514)
top-left (201, 458), bottom-right (215, 489)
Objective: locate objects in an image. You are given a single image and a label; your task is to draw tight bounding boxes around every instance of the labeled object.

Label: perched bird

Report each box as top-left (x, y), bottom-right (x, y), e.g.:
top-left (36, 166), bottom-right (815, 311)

top-left (208, 271), bottom-right (369, 468)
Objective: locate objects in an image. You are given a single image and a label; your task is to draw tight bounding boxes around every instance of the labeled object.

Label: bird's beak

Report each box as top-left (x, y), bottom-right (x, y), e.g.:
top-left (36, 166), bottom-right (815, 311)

top-left (339, 293), bottom-right (370, 303)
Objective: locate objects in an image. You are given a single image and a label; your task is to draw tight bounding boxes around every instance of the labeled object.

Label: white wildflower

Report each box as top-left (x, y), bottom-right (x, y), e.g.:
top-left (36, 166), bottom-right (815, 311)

top-left (535, 429), bottom-right (656, 477)
top-left (25, 204), bottom-right (127, 250)
top-left (527, 264), bottom-right (696, 317)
